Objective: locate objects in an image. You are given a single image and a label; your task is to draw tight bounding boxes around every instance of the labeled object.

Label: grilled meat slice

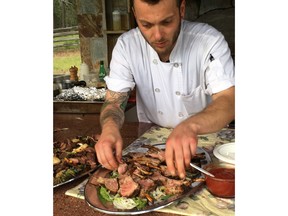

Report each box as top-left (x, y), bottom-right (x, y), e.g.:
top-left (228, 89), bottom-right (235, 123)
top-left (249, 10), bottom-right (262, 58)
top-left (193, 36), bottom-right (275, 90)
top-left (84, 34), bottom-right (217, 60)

top-left (126, 152), bottom-right (162, 167)
top-left (134, 162), bottom-right (153, 175)
top-left (147, 151), bottom-right (165, 163)
top-left (90, 175), bottom-right (104, 185)
top-left (119, 175), bottom-right (140, 197)
top-left (133, 168), bottom-right (145, 179)
top-left (105, 178), bottom-right (119, 193)
top-left (150, 171), bottom-right (192, 195)
top-left (90, 176), bottom-right (119, 193)
top-left (150, 170), bottom-right (167, 183)
top-left (137, 178), bottom-right (156, 199)
top-left (164, 179), bottom-right (186, 195)
top-left (159, 165), bottom-right (175, 177)
top-left (128, 156), bottom-right (161, 167)
top-left (137, 178), bottom-right (156, 191)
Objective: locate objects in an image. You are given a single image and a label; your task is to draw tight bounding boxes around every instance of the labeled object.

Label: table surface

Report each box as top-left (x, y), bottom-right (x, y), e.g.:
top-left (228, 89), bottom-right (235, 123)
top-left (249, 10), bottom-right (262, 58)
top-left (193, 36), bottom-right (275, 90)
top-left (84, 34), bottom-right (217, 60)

top-left (54, 113), bottom-right (180, 216)
top-left (54, 113), bottom-right (235, 216)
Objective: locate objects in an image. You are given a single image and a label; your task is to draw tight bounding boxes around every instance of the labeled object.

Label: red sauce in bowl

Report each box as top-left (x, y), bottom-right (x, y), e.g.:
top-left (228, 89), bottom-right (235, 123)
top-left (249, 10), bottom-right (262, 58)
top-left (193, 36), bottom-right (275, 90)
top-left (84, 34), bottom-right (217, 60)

top-left (205, 166), bottom-right (235, 198)
top-left (210, 168), bottom-right (235, 180)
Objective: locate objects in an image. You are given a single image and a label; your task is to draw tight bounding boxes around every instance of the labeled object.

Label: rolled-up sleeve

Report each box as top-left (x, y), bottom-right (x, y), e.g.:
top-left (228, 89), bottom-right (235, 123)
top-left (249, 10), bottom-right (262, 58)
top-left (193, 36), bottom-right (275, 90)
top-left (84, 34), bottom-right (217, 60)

top-left (105, 76), bottom-right (135, 92)
top-left (204, 32), bottom-right (235, 95)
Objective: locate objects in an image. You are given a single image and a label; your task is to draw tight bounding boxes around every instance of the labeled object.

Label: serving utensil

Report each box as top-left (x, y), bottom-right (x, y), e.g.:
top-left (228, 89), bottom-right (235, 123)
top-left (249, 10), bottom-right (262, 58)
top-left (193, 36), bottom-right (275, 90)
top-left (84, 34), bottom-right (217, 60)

top-left (190, 162), bottom-right (215, 178)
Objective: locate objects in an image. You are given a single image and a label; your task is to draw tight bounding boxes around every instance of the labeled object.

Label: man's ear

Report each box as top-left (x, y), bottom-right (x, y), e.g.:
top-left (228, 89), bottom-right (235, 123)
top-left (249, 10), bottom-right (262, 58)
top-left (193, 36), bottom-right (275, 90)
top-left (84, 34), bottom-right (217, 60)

top-left (132, 6), bottom-right (136, 19)
top-left (180, 0), bottom-right (186, 19)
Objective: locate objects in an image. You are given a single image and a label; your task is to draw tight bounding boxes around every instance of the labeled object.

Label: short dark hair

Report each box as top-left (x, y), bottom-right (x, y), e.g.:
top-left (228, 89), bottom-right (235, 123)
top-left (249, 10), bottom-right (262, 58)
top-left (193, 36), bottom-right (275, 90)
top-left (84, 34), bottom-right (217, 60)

top-left (132, 0), bottom-right (182, 8)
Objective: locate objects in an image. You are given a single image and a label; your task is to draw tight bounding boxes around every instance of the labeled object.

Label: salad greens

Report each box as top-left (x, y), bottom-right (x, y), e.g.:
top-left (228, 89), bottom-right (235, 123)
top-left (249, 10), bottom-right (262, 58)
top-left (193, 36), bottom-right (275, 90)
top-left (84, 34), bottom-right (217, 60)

top-left (99, 186), bottom-right (114, 202)
top-left (113, 195), bottom-right (147, 210)
top-left (99, 183), bottom-right (172, 210)
top-left (99, 186), bottom-right (147, 210)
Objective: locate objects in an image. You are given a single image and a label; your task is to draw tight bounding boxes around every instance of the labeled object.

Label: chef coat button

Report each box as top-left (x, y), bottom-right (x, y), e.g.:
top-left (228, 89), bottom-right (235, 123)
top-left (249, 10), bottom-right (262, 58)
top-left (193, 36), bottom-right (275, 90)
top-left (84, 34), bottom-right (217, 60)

top-left (173, 63), bottom-right (179, 68)
top-left (178, 112), bottom-right (184, 117)
top-left (158, 111), bottom-right (163, 115)
top-left (153, 59), bottom-right (158, 64)
top-left (155, 88), bottom-right (160, 92)
top-left (175, 91), bottom-right (181, 95)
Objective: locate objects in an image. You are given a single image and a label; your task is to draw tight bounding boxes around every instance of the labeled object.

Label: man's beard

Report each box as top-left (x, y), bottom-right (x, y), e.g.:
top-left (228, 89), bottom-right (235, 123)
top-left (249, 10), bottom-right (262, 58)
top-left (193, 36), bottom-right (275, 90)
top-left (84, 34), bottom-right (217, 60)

top-left (141, 26), bottom-right (180, 61)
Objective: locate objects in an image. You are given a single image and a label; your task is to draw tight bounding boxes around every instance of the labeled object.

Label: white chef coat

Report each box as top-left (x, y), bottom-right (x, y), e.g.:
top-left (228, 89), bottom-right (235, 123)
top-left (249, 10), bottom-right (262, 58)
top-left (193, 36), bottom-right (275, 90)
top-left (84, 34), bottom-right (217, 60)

top-left (105, 20), bottom-right (235, 128)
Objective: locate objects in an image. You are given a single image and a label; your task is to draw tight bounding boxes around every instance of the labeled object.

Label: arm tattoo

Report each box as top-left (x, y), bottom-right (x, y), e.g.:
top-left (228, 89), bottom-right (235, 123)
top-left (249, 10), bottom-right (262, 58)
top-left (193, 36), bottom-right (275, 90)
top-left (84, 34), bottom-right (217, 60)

top-left (100, 89), bottom-right (131, 129)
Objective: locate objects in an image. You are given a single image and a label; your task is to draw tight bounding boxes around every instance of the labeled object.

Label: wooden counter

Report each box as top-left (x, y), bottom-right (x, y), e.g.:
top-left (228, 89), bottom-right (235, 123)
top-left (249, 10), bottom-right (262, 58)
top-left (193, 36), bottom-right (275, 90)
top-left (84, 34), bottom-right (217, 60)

top-left (53, 101), bottom-right (136, 114)
top-left (53, 113), bottom-right (179, 216)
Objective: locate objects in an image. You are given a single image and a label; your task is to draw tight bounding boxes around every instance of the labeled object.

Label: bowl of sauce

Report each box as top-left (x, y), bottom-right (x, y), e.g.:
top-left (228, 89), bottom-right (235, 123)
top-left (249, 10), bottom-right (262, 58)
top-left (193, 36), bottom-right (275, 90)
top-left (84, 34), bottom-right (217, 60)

top-left (204, 163), bottom-right (235, 198)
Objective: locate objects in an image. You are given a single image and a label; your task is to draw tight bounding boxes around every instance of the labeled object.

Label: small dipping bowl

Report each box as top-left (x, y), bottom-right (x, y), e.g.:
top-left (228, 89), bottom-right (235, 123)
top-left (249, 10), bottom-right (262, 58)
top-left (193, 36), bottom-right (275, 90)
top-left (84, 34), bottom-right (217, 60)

top-left (204, 163), bottom-right (235, 198)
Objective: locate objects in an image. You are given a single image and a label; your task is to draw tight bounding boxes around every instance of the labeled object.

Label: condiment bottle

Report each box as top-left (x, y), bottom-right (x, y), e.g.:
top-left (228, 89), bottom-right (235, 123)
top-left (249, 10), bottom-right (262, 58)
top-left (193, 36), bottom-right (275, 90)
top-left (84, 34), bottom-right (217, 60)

top-left (69, 66), bottom-right (78, 82)
top-left (99, 60), bottom-right (106, 83)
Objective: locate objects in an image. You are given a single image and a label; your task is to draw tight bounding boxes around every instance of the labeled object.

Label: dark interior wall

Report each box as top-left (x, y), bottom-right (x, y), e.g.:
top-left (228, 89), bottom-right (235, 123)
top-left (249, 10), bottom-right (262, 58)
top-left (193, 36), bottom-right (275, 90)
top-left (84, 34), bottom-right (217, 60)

top-left (185, 0), bottom-right (235, 57)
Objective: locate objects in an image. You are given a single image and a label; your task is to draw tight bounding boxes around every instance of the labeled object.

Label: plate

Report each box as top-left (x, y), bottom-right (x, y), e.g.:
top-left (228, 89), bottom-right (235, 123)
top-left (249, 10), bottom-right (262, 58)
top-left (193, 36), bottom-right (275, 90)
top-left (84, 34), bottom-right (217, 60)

top-left (53, 136), bottom-right (98, 188)
top-left (213, 142), bottom-right (235, 164)
top-left (53, 167), bottom-right (98, 188)
top-left (84, 147), bottom-right (211, 215)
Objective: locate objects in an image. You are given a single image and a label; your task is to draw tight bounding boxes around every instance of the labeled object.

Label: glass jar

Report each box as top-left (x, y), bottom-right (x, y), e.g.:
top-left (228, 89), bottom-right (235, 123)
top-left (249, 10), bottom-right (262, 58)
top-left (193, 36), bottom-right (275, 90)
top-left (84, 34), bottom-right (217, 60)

top-left (112, 10), bottom-right (121, 30)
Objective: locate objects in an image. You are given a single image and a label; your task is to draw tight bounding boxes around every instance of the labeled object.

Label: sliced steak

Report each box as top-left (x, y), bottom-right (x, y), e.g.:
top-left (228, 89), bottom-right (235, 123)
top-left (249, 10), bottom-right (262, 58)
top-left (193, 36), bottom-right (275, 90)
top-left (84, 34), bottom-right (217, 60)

top-left (90, 176), bottom-right (105, 185)
top-left (119, 175), bottom-right (140, 197)
top-left (150, 170), bottom-right (167, 183)
top-left (137, 178), bottom-right (156, 198)
top-left (137, 178), bottom-right (156, 191)
top-left (90, 176), bottom-right (119, 193)
top-left (104, 178), bottom-right (119, 193)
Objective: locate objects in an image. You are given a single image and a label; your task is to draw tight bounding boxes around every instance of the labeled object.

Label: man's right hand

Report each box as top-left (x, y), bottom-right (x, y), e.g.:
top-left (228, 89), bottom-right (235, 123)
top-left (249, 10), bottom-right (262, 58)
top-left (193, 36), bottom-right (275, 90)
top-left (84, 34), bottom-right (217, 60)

top-left (96, 89), bottom-right (130, 170)
top-left (95, 123), bottom-right (123, 170)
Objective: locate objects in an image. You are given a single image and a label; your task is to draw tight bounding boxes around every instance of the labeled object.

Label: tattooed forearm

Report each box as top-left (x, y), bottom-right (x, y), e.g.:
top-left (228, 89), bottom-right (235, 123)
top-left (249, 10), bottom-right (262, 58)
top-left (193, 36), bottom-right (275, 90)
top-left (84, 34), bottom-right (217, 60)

top-left (100, 89), bottom-right (131, 129)
top-left (100, 109), bottom-right (125, 129)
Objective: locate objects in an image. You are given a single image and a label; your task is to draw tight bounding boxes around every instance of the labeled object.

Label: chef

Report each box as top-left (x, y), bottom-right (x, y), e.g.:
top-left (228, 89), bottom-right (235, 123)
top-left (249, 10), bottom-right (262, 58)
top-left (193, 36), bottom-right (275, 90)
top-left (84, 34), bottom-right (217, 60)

top-left (95, 0), bottom-right (235, 179)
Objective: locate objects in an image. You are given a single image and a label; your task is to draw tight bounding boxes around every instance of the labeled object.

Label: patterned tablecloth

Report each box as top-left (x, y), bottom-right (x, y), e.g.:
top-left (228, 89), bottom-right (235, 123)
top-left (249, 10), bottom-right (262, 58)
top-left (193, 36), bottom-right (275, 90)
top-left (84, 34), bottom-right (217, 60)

top-left (65, 126), bottom-right (235, 216)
